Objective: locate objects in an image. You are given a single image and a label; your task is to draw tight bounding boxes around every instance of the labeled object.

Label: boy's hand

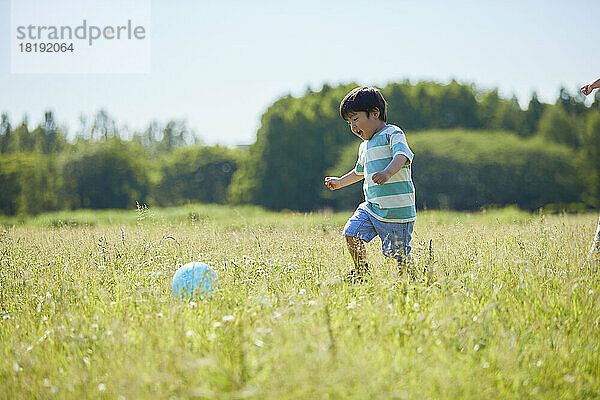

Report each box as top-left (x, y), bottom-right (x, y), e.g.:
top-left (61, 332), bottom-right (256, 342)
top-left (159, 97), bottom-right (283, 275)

top-left (324, 176), bottom-right (342, 190)
top-left (372, 171), bottom-right (391, 185)
top-left (582, 80), bottom-right (600, 96)
top-left (581, 84), bottom-right (594, 96)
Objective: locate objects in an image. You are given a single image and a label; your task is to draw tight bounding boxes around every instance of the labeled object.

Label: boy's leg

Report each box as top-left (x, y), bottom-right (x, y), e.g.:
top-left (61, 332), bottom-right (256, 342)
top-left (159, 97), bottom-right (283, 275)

top-left (342, 203), bottom-right (377, 282)
top-left (397, 253), bottom-right (416, 279)
top-left (373, 219), bottom-right (415, 278)
top-left (345, 235), bottom-right (369, 274)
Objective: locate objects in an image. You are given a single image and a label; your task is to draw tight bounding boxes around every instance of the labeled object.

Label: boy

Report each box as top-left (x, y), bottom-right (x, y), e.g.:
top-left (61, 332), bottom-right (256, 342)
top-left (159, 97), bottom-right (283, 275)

top-left (581, 78), bottom-right (600, 263)
top-left (324, 86), bottom-right (416, 282)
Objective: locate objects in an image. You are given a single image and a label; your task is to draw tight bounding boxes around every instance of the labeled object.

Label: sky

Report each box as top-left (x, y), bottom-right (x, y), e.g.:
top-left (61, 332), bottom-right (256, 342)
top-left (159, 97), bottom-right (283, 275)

top-left (1, 0), bottom-right (599, 146)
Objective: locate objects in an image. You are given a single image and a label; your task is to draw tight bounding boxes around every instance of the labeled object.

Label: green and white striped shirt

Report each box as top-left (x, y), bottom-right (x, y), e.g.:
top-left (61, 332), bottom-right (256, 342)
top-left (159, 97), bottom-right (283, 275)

top-left (354, 124), bottom-right (416, 223)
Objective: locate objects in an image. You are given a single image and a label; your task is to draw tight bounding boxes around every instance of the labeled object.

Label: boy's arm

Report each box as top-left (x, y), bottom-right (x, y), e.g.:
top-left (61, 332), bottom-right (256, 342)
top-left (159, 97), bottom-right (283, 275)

top-left (581, 77), bottom-right (600, 95)
top-left (372, 154), bottom-right (409, 185)
top-left (324, 170), bottom-right (364, 190)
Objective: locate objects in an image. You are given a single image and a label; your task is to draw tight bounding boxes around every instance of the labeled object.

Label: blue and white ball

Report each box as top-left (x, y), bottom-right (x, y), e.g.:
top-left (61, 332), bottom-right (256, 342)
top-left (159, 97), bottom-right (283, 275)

top-left (172, 262), bottom-right (217, 298)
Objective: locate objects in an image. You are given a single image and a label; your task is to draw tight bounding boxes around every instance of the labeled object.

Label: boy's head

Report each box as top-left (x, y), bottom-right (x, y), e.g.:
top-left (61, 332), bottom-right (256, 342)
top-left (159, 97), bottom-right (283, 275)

top-left (340, 86), bottom-right (388, 140)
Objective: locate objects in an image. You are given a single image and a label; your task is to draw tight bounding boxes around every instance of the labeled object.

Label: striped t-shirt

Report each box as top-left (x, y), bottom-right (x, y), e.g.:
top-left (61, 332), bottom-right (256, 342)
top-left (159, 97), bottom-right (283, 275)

top-left (354, 124), bottom-right (416, 223)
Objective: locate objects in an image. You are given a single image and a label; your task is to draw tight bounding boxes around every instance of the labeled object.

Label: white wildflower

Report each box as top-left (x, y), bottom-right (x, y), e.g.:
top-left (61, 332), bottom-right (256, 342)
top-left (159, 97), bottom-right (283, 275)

top-left (213, 322), bottom-right (222, 328)
top-left (38, 330), bottom-right (51, 343)
top-left (254, 340), bottom-right (264, 347)
top-left (222, 315), bottom-right (235, 322)
top-left (186, 330), bottom-right (194, 337)
top-left (98, 383), bottom-right (106, 391)
top-left (298, 289), bottom-right (306, 295)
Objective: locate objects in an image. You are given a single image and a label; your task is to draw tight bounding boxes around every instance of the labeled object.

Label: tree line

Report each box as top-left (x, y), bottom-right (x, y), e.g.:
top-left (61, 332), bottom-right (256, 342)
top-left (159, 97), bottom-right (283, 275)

top-left (0, 111), bottom-right (241, 215)
top-left (1, 80), bottom-right (600, 216)
top-left (230, 81), bottom-right (600, 211)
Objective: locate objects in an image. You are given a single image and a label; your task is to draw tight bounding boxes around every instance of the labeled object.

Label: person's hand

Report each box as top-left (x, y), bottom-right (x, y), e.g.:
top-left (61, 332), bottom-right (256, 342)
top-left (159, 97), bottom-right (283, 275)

top-left (324, 176), bottom-right (342, 190)
top-left (372, 170), bottom-right (391, 185)
top-left (581, 82), bottom-right (598, 96)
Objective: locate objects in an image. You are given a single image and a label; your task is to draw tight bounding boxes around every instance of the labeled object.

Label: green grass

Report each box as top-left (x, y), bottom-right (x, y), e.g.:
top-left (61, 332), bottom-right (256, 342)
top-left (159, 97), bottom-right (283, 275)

top-left (0, 204), bottom-right (599, 399)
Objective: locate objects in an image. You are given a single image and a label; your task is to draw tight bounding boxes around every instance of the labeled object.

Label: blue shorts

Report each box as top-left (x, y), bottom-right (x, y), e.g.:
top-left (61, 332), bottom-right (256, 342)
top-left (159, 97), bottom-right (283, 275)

top-left (343, 202), bottom-right (415, 262)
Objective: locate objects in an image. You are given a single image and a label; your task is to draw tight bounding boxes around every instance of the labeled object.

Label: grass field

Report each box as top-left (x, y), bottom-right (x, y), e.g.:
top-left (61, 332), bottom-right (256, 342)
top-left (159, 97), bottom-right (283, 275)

top-left (1, 204), bottom-right (599, 399)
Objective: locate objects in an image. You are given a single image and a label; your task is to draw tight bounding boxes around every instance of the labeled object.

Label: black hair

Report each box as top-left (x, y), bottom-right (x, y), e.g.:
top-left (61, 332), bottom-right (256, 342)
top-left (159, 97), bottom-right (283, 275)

top-left (339, 86), bottom-right (387, 122)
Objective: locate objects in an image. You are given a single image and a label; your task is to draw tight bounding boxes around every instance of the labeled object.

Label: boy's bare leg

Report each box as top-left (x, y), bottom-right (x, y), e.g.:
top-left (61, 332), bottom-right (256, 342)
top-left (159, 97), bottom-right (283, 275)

top-left (397, 254), bottom-right (416, 280)
top-left (345, 235), bottom-right (369, 277)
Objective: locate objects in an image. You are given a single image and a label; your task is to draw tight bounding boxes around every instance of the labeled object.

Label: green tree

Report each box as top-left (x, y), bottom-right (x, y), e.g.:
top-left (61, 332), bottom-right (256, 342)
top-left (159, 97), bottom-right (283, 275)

top-left (524, 92), bottom-right (546, 136)
top-left (229, 84), bottom-right (357, 210)
top-left (11, 119), bottom-right (34, 153)
top-left (382, 81), bottom-right (418, 129)
top-left (91, 109), bottom-right (119, 141)
top-left (60, 139), bottom-right (149, 209)
top-left (0, 153), bottom-right (58, 215)
top-left (154, 145), bottom-right (240, 205)
top-left (0, 113), bottom-right (11, 154)
top-left (436, 80), bottom-right (482, 129)
top-left (496, 96), bottom-right (526, 135)
top-left (478, 89), bottom-right (502, 129)
top-left (537, 106), bottom-right (579, 147)
top-left (557, 87), bottom-right (587, 116)
top-left (580, 113), bottom-right (600, 206)
top-left (592, 91), bottom-right (600, 112)
top-left (41, 111), bottom-right (66, 153)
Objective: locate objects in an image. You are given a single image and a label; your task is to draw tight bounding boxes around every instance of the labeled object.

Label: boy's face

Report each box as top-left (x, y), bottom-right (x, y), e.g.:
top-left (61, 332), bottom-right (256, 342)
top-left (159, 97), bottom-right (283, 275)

top-left (345, 110), bottom-right (383, 140)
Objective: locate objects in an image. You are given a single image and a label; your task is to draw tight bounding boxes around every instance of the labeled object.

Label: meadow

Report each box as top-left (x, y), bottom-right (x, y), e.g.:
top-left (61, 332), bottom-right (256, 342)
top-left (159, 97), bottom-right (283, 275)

top-left (0, 204), bottom-right (599, 399)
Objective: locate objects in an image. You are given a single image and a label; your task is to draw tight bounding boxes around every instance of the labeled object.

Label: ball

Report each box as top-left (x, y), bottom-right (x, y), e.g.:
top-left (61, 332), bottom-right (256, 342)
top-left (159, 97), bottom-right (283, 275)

top-left (172, 262), bottom-right (217, 298)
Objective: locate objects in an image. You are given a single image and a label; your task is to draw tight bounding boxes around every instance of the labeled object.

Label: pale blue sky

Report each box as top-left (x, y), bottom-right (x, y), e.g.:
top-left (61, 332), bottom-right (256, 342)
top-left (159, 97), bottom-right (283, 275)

top-left (1, 0), bottom-right (599, 145)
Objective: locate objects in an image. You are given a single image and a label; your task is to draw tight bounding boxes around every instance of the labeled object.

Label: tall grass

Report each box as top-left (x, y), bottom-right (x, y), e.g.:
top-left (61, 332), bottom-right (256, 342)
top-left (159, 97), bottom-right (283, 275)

top-left (0, 205), bottom-right (598, 399)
